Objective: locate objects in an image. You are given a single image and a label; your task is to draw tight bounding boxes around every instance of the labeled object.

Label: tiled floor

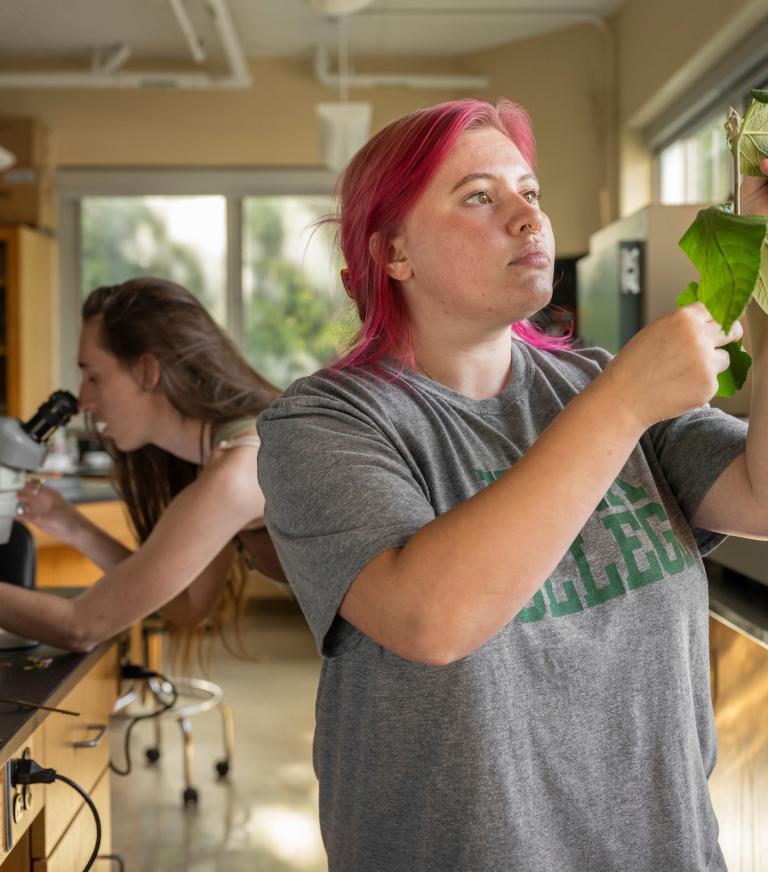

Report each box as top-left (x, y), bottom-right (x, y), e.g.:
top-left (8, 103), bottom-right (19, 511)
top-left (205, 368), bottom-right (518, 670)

top-left (109, 598), bottom-right (327, 872)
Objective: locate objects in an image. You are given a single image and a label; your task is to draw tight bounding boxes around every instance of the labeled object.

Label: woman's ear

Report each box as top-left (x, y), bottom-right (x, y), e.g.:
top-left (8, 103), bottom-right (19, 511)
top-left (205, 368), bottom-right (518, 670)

top-left (369, 231), bottom-right (413, 282)
top-left (134, 353), bottom-right (161, 392)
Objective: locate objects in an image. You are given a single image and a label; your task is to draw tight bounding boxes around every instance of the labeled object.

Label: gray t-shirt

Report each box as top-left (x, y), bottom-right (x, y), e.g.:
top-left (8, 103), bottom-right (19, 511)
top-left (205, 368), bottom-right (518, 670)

top-left (257, 340), bottom-right (747, 872)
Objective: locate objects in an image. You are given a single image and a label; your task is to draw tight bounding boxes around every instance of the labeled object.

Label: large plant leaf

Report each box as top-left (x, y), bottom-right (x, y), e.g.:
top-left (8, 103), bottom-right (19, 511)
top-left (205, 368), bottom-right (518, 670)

top-left (717, 341), bottom-right (752, 397)
top-left (679, 205), bottom-right (767, 331)
top-left (753, 239), bottom-right (768, 314)
top-left (675, 281), bottom-right (699, 307)
top-left (739, 96), bottom-right (768, 176)
top-left (675, 280), bottom-right (752, 397)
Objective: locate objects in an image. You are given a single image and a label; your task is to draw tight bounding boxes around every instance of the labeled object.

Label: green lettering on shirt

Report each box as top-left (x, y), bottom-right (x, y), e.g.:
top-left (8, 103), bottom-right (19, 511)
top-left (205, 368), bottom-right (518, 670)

top-left (615, 477), bottom-right (648, 504)
top-left (475, 469), bottom-right (497, 486)
top-left (599, 486), bottom-right (625, 511)
top-left (570, 533), bottom-right (625, 607)
top-left (544, 578), bottom-right (584, 617)
top-left (516, 589), bottom-right (547, 623)
top-left (635, 502), bottom-right (686, 576)
top-left (601, 510), bottom-right (664, 590)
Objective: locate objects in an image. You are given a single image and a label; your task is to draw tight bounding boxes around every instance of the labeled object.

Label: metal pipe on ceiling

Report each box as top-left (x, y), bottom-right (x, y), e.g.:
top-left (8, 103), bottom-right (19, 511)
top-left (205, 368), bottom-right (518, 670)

top-left (169, 0), bottom-right (207, 64)
top-left (0, 0), bottom-right (250, 89)
top-left (313, 45), bottom-right (489, 90)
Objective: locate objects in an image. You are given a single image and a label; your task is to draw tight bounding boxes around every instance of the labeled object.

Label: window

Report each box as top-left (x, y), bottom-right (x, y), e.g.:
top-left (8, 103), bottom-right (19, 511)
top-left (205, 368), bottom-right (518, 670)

top-left (657, 113), bottom-right (732, 205)
top-left (653, 61), bottom-right (768, 206)
top-left (81, 196), bottom-right (227, 323)
top-left (242, 196), bottom-right (351, 387)
top-left (62, 170), bottom-right (352, 390)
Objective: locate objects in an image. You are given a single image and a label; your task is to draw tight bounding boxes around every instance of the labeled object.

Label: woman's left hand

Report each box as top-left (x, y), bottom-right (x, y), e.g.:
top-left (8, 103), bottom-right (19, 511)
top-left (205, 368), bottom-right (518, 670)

top-left (741, 157), bottom-right (768, 215)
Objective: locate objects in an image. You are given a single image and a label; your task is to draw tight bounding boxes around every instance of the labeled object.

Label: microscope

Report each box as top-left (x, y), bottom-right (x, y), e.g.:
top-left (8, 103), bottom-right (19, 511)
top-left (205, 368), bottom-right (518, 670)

top-left (0, 391), bottom-right (78, 649)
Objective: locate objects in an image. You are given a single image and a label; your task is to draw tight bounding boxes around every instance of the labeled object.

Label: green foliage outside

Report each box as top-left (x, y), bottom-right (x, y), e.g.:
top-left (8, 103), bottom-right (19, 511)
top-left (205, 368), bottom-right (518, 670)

top-left (81, 196), bottom-right (355, 389)
top-left (81, 198), bottom-right (213, 312)
top-left (242, 197), bottom-right (354, 388)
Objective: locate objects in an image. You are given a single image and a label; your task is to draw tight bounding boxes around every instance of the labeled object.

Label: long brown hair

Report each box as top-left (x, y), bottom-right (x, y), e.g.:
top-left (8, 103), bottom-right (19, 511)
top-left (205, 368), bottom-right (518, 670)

top-left (82, 277), bottom-right (280, 662)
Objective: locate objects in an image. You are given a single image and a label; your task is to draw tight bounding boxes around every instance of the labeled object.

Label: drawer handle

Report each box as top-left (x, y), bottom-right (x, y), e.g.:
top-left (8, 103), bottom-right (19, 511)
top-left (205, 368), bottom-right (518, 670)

top-left (72, 723), bottom-right (108, 748)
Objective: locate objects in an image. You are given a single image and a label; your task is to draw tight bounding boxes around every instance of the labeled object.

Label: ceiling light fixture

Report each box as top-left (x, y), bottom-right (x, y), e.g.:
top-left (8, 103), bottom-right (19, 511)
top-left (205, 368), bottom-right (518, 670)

top-left (313, 7), bottom-right (372, 172)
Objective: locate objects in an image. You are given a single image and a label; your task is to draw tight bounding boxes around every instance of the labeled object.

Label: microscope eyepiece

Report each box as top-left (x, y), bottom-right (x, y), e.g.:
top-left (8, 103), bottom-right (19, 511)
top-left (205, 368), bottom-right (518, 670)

top-left (21, 390), bottom-right (78, 444)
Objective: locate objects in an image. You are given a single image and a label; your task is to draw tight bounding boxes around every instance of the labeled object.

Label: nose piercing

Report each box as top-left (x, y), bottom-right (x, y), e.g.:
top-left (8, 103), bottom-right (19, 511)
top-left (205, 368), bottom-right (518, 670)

top-left (522, 223), bottom-right (541, 235)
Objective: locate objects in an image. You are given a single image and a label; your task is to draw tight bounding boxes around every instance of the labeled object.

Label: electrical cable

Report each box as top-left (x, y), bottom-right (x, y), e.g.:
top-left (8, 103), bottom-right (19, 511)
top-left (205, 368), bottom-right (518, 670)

top-left (110, 664), bottom-right (178, 777)
top-left (12, 760), bottom-right (100, 872)
top-left (54, 773), bottom-right (101, 871)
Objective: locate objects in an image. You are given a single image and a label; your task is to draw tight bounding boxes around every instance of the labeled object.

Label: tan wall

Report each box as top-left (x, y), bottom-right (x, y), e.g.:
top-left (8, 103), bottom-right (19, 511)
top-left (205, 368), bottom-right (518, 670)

top-left (468, 23), bottom-right (612, 257)
top-left (0, 5), bottom-right (765, 252)
top-left (0, 56), bottom-right (459, 167)
top-left (614, 0), bottom-right (768, 214)
top-left (0, 27), bottom-right (610, 258)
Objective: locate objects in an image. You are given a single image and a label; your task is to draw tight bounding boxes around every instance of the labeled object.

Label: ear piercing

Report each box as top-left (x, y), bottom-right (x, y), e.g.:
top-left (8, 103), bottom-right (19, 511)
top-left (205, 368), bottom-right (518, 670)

top-left (522, 223), bottom-right (541, 235)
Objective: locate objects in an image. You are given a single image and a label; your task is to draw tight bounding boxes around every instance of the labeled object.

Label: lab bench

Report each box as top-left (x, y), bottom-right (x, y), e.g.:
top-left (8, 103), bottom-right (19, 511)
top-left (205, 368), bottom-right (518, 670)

top-left (0, 640), bottom-right (118, 871)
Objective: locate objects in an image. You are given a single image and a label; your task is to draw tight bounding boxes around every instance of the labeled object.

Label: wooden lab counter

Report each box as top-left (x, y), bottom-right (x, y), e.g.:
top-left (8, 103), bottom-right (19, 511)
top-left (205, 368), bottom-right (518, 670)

top-left (706, 561), bottom-right (768, 871)
top-left (0, 640), bottom-right (118, 871)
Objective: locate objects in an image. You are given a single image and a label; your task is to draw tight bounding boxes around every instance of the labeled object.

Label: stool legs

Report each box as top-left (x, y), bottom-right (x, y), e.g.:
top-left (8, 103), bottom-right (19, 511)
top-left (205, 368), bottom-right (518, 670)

top-left (179, 717), bottom-right (198, 806)
top-left (215, 702), bottom-right (234, 778)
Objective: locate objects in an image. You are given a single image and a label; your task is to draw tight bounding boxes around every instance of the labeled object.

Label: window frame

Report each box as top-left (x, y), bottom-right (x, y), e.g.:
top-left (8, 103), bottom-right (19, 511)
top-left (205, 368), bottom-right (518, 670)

top-left (650, 29), bottom-right (768, 206)
top-left (56, 168), bottom-right (337, 393)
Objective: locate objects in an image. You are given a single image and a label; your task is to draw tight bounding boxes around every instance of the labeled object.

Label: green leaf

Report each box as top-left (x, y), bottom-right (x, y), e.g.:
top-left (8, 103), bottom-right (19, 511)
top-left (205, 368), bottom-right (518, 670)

top-left (751, 89), bottom-right (768, 104)
top-left (678, 205), bottom-right (767, 331)
top-left (753, 239), bottom-right (768, 314)
top-left (676, 281), bottom-right (699, 307)
top-left (716, 341), bottom-right (752, 397)
top-left (739, 97), bottom-right (768, 176)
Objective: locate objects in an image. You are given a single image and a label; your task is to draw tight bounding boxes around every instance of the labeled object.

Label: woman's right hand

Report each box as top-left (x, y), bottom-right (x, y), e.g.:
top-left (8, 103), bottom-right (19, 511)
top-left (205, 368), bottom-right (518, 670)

top-left (16, 482), bottom-right (82, 543)
top-left (599, 302), bottom-right (743, 430)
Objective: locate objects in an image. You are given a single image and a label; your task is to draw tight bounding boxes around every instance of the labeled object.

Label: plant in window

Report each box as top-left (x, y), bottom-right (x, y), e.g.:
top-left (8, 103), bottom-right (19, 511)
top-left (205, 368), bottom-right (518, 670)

top-left (676, 89), bottom-right (768, 396)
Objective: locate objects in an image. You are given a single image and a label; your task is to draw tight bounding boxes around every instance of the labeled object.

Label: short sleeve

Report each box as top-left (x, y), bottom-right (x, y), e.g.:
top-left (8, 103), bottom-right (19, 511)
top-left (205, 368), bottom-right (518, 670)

top-left (647, 406), bottom-right (747, 555)
top-left (257, 391), bottom-right (435, 656)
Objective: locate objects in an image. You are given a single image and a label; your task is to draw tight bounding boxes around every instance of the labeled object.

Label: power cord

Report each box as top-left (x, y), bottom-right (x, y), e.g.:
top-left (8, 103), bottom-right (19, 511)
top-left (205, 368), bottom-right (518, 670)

top-left (11, 759), bottom-right (100, 872)
top-left (110, 663), bottom-right (178, 777)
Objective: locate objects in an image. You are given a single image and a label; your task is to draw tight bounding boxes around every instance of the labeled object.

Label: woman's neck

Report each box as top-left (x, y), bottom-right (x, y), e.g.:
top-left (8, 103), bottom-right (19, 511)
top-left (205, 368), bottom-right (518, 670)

top-left (410, 328), bottom-right (514, 400)
top-left (148, 409), bottom-right (208, 465)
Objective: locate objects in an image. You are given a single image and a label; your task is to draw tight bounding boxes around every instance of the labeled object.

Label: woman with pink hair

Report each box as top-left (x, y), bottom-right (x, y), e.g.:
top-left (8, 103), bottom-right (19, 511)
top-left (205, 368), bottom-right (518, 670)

top-left (258, 98), bottom-right (768, 871)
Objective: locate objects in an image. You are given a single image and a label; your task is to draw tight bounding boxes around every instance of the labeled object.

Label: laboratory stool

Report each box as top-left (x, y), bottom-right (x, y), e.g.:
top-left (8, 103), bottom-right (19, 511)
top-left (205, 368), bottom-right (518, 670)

top-left (141, 616), bottom-right (235, 807)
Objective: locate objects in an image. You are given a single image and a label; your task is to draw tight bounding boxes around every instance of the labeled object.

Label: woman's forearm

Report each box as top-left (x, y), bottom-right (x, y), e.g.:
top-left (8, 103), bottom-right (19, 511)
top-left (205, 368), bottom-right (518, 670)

top-left (0, 583), bottom-right (87, 650)
top-left (66, 512), bottom-right (133, 570)
top-left (343, 375), bottom-right (645, 664)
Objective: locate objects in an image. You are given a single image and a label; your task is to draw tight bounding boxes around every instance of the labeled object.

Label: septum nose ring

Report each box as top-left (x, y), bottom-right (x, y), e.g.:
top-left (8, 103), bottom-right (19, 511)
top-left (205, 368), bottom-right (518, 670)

top-left (522, 223), bottom-right (541, 235)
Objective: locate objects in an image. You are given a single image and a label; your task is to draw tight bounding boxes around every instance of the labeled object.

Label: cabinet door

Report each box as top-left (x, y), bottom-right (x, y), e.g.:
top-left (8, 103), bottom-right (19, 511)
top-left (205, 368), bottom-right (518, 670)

top-left (0, 226), bottom-right (58, 420)
top-left (32, 766), bottom-right (111, 872)
top-left (31, 645), bottom-right (117, 858)
top-left (708, 617), bottom-right (768, 870)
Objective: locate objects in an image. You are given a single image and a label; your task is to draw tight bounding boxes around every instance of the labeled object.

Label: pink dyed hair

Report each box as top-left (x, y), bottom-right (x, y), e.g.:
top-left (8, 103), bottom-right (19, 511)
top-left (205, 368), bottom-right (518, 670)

top-left (333, 98), bottom-right (570, 370)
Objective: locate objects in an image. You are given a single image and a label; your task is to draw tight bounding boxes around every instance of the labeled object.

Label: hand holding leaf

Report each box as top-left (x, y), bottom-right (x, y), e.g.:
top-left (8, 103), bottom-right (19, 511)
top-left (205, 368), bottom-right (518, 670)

top-left (675, 90), bottom-right (768, 396)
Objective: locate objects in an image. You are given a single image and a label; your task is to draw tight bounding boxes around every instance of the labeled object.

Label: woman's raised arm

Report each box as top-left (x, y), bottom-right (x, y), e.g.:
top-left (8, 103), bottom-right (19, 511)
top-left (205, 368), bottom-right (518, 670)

top-left (0, 445), bottom-right (262, 651)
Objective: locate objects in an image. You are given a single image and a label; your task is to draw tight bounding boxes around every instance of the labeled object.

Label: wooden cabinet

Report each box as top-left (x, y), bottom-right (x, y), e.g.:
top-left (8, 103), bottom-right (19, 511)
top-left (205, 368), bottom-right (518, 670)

top-left (0, 225), bottom-right (58, 420)
top-left (30, 647), bottom-right (116, 857)
top-left (0, 644), bottom-right (118, 872)
top-left (32, 500), bottom-right (136, 589)
top-left (708, 617), bottom-right (768, 871)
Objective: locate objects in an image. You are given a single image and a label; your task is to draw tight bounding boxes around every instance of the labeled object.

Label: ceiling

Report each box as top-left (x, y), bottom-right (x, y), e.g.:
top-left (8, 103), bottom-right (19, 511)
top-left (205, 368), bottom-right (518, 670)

top-left (0, 0), bottom-right (624, 66)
